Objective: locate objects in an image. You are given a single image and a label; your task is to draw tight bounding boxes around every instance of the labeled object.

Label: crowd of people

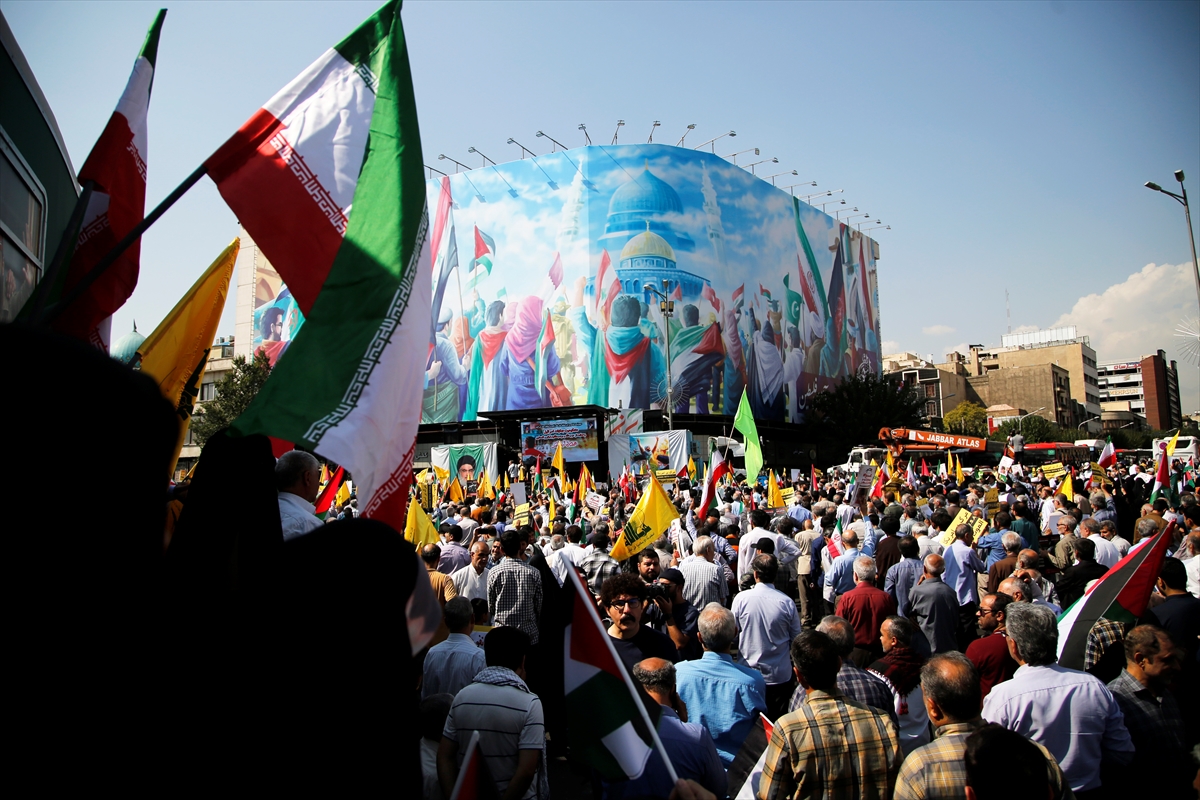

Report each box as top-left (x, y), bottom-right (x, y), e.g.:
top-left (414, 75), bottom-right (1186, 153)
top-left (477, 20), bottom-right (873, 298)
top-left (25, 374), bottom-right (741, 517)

top-left (387, 451), bottom-right (1200, 799)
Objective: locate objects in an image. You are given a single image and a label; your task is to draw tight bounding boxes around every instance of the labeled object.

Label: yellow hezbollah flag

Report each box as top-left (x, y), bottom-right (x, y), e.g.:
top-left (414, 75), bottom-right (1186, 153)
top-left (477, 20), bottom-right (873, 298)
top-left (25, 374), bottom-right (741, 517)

top-left (503, 470), bottom-right (510, 491)
top-left (1059, 471), bottom-right (1074, 502)
top-left (955, 453), bottom-right (964, 485)
top-left (432, 464), bottom-right (449, 482)
top-left (447, 477), bottom-right (465, 503)
top-left (768, 470), bottom-right (785, 509)
top-left (688, 456), bottom-right (697, 481)
top-left (611, 473), bottom-right (676, 561)
top-left (136, 239), bottom-right (238, 475)
top-left (477, 468), bottom-right (494, 499)
top-left (335, 479), bottom-right (351, 507)
top-left (548, 494), bottom-right (557, 521)
top-left (404, 500), bottom-right (440, 547)
top-left (1165, 429), bottom-right (1181, 457)
top-left (552, 441), bottom-right (566, 476)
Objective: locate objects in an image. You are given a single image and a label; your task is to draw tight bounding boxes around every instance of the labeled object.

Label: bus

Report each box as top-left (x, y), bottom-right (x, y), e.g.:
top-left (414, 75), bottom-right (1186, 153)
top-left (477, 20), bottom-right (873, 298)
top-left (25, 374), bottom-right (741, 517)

top-left (1020, 442), bottom-right (1091, 469)
top-left (1152, 436), bottom-right (1198, 463)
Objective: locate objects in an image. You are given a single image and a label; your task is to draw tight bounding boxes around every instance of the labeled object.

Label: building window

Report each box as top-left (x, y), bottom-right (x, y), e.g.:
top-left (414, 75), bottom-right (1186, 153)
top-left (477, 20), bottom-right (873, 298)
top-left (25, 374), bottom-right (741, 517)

top-left (926, 400), bottom-right (938, 417)
top-left (924, 383), bottom-right (938, 398)
top-left (0, 131), bottom-right (47, 324)
top-left (200, 382), bottom-right (217, 402)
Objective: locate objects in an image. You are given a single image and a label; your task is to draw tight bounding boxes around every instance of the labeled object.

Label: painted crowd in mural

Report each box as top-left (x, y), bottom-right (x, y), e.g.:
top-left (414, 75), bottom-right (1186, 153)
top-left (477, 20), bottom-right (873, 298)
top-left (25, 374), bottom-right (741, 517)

top-left (254, 143), bottom-right (882, 425)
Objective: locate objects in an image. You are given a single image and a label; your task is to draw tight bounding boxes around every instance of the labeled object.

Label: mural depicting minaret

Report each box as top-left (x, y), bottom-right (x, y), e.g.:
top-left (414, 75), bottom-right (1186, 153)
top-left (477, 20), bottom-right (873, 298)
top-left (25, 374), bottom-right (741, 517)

top-left (700, 162), bottom-right (727, 268)
top-left (556, 168), bottom-right (586, 249)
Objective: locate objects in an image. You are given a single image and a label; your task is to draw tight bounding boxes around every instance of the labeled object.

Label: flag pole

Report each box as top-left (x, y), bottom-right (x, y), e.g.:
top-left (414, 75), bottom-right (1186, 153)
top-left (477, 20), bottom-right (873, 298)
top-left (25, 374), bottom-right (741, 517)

top-left (565, 567), bottom-right (679, 785)
top-left (36, 164), bottom-right (209, 324)
top-left (23, 180), bottom-right (95, 320)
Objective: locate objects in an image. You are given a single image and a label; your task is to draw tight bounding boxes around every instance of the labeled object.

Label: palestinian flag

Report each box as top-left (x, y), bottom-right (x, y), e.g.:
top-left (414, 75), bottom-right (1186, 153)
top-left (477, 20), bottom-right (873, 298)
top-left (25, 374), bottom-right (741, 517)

top-left (466, 225), bottom-right (495, 287)
top-left (447, 730), bottom-right (500, 800)
top-left (209, 2), bottom-right (431, 533)
top-left (1149, 445), bottom-right (1176, 505)
top-left (1057, 524), bottom-right (1174, 670)
top-left (669, 322), bottom-right (725, 405)
top-left (1097, 437), bottom-right (1116, 468)
top-left (314, 465), bottom-right (345, 520)
top-left (36, 10), bottom-right (166, 348)
top-left (728, 713), bottom-right (774, 800)
top-left (563, 567), bottom-right (665, 780)
top-left (700, 445), bottom-right (732, 516)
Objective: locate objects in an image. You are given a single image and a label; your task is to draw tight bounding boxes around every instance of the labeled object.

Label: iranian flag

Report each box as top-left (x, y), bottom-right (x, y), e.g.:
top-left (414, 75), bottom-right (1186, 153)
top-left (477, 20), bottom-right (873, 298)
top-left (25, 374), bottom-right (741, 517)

top-left (1097, 437), bottom-right (1116, 468)
top-left (207, 1), bottom-right (430, 532)
top-left (700, 445), bottom-right (732, 515)
top-left (1056, 525), bottom-right (1174, 669)
top-left (45, 10), bottom-right (166, 347)
top-left (562, 567), bottom-right (673, 782)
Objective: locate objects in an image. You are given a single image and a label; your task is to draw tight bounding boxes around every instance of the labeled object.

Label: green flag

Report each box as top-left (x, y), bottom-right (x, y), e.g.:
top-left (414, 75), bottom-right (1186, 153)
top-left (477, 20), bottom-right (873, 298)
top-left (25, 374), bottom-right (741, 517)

top-left (733, 387), bottom-right (762, 483)
top-left (782, 274), bottom-right (802, 328)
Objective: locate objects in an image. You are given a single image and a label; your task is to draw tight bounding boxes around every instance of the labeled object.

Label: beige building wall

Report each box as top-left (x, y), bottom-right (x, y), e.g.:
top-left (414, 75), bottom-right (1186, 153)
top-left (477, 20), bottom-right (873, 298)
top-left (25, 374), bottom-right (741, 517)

top-left (970, 341), bottom-right (1100, 420)
top-left (968, 363), bottom-right (1073, 427)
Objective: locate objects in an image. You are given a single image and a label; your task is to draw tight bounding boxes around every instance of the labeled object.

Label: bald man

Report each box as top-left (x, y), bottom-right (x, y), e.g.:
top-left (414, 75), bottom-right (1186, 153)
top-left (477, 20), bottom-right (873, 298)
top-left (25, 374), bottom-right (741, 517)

top-left (601, 658), bottom-right (726, 800)
top-left (906, 554), bottom-right (959, 653)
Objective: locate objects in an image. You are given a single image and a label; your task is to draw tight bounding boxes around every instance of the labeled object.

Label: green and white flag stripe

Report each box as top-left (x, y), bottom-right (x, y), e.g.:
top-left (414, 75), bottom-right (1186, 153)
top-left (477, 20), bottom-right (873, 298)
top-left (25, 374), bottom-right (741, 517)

top-left (210, 1), bottom-right (429, 529)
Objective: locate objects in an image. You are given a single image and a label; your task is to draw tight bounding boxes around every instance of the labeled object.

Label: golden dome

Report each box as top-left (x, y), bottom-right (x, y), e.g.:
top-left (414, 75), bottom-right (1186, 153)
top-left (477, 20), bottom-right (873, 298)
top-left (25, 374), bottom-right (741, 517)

top-left (620, 225), bottom-right (675, 262)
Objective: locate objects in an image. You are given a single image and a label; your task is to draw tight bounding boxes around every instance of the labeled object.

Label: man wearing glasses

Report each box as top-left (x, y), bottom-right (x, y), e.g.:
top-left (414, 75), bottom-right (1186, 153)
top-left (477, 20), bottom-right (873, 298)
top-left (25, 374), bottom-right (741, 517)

top-left (599, 572), bottom-right (678, 675)
top-left (965, 592), bottom-right (1018, 699)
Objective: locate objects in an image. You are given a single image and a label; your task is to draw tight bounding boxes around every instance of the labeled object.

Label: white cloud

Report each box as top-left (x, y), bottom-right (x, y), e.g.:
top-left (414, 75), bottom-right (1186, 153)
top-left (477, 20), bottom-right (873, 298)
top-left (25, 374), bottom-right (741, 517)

top-left (881, 340), bottom-right (902, 354)
top-left (1050, 261), bottom-right (1199, 412)
top-left (922, 324), bottom-right (955, 336)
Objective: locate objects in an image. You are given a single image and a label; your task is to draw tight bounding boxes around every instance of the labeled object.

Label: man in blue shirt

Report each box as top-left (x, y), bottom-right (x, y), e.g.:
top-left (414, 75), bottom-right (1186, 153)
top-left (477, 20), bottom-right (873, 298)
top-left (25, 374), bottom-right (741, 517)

top-left (944, 523), bottom-right (987, 650)
top-left (675, 603), bottom-right (767, 767)
top-left (885, 535), bottom-right (924, 618)
top-left (982, 603), bottom-right (1134, 795)
top-left (824, 529), bottom-right (862, 603)
top-left (732, 554), bottom-right (803, 720)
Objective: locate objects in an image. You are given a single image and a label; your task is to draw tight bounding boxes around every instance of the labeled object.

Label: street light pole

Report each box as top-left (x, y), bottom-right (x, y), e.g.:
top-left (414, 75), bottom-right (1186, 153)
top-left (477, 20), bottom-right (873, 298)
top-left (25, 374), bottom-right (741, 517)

top-left (1145, 171), bottom-right (1200, 315)
top-left (1018, 406), bottom-right (1047, 435)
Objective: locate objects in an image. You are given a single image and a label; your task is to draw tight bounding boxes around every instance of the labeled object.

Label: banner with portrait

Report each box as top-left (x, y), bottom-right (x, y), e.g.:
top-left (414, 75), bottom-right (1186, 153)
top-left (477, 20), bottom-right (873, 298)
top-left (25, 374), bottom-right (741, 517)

top-left (431, 443), bottom-right (498, 496)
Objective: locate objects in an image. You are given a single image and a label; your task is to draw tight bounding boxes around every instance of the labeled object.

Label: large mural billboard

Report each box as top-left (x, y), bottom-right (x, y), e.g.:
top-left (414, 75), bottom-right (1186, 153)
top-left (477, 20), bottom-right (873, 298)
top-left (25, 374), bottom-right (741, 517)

top-left (422, 143), bottom-right (881, 425)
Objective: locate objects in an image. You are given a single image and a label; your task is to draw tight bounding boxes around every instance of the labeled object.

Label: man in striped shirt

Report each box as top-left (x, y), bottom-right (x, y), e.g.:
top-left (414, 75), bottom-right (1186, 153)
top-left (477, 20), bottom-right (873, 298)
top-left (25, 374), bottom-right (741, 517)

top-left (438, 627), bottom-right (546, 800)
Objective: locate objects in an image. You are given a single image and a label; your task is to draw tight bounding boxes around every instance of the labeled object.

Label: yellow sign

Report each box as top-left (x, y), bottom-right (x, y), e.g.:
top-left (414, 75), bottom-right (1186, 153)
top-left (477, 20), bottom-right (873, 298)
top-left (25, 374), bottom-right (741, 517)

top-left (939, 508), bottom-right (989, 546)
top-left (656, 468), bottom-right (679, 480)
top-left (781, 487), bottom-right (796, 505)
top-left (1041, 462), bottom-right (1067, 479)
top-left (514, 503), bottom-right (531, 526)
top-left (984, 487), bottom-right (1000, 520)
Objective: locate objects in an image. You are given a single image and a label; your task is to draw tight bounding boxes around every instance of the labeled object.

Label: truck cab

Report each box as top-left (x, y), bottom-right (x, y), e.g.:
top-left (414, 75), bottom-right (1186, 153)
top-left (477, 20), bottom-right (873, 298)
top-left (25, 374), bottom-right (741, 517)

top-left (832, 446), bottom-right (887, 477)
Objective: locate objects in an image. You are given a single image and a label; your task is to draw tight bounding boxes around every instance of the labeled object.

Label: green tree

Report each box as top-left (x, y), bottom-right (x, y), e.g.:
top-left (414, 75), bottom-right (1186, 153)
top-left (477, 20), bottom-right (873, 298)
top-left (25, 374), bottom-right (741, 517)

top-left (943, 401), bottom-right (989, 436)
top-left (190, 352), bottom-right (273, 448)
top-left (805, 372), bottom-right (926, 460)
top-left (989, 414), bottom-right (1066, 445)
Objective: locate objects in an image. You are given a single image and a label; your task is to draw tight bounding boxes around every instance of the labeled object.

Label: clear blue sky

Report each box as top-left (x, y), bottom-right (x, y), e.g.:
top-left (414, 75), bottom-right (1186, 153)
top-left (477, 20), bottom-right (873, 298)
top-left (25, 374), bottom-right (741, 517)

top-left (5, 0), bottom-right (1199, 408)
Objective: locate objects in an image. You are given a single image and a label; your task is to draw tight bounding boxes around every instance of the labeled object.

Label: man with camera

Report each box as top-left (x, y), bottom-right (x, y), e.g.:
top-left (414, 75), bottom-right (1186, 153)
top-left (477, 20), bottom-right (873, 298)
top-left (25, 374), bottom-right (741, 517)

top-left (643, 567), bottom-right (702, 661)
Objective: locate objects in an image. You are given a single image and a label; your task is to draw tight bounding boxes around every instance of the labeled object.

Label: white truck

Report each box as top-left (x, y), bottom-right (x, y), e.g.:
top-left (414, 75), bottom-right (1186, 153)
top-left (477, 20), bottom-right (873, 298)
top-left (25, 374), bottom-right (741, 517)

top-left (830, 446), bottom-right (888, 477)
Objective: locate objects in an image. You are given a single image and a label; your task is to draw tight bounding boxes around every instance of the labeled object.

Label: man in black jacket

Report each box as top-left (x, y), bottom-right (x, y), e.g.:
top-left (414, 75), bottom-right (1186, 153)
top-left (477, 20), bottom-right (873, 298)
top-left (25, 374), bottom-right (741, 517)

top-left (1056, 537), bottom-right (1108, 609)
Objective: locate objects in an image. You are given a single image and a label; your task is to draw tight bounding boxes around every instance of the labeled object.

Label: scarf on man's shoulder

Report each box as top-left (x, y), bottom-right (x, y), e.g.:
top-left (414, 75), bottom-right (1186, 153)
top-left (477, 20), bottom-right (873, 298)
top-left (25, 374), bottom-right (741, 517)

top-left (470, 666), bottom-right (549, 799)
top-left (868, 644), bottom-right (925, 697)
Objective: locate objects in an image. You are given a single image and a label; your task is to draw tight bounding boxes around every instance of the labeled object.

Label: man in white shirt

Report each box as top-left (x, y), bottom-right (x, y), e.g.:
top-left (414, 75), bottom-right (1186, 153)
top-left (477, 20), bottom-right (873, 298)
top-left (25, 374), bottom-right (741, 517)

top-left (737, 509), bottom-right (801, 584)
top-left (550, 524), bottom-right (590, 586)
top-left (1078, 518), bottom-right (1120, 568)
top-left (450, 541), bottom-right (491, 600)
top-left (276, 450), bottom-right (323, 541)
top-left (1099, 520), bottom-right (1131, 559)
